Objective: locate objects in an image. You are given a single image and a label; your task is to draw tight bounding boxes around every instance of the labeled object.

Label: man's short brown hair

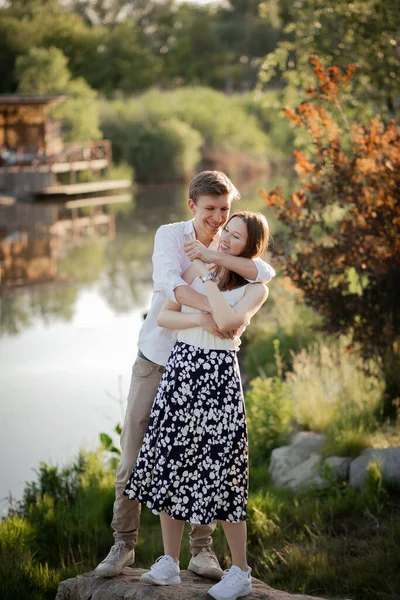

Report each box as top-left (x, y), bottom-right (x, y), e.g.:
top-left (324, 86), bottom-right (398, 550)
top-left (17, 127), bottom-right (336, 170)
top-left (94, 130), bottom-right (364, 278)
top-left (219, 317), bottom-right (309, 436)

top-left (189, 170), bottom-right (240, 203)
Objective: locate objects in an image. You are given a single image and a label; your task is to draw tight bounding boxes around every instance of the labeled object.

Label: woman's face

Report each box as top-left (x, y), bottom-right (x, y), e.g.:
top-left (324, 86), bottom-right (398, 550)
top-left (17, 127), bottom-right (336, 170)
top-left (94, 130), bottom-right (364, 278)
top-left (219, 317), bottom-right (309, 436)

top-left (220, 216), bottom-right (248, 256)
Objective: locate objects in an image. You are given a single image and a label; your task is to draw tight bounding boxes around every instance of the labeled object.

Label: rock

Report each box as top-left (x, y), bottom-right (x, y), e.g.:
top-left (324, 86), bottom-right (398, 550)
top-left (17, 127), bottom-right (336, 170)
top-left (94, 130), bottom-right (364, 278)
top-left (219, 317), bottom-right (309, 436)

top-left (322, 457), bottom-right (352, 483)
top-left (269, 432), bottom-right (326, 489)
top-left (349, 446), bottom-right (400, 488)
top-left (55, 568), bottom-right (330, 600)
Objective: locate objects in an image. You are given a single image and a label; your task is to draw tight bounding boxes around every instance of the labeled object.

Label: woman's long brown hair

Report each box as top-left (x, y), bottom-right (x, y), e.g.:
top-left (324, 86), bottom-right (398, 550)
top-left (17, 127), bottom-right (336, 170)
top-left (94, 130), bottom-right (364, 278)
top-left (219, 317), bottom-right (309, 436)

top-left (215, 211), bottom-right (270, 291)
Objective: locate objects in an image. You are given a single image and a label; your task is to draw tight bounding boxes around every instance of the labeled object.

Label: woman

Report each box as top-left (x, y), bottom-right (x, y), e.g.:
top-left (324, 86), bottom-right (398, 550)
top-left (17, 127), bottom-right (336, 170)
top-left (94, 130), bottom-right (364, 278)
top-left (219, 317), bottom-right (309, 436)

top-left (124, 211), bottom-right (270, 600)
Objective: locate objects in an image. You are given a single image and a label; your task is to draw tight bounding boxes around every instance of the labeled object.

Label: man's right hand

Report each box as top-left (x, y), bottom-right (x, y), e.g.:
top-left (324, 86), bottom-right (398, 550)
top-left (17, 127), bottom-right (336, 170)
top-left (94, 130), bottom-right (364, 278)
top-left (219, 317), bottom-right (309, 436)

top-left (199, 314), bottom-right (234, 340)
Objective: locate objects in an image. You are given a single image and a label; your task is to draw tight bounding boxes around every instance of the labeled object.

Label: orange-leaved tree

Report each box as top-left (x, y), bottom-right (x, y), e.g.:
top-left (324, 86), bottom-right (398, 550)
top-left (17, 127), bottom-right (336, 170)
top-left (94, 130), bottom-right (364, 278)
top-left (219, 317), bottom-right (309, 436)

top-left (262, 56), bottom-right (400, 417)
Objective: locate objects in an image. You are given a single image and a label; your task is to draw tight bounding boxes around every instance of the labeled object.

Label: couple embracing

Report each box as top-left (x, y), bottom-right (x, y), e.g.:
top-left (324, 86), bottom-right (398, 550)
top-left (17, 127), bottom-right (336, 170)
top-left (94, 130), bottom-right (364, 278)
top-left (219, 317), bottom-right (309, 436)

top-left (95, 171), bottom-right (275, 600)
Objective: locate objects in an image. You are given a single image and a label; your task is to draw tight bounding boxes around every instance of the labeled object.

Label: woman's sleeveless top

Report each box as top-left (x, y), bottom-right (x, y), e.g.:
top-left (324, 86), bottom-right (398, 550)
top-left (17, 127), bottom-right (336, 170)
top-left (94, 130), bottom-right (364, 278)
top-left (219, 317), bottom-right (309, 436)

top-left (177, 277), bottom-right (249, 351)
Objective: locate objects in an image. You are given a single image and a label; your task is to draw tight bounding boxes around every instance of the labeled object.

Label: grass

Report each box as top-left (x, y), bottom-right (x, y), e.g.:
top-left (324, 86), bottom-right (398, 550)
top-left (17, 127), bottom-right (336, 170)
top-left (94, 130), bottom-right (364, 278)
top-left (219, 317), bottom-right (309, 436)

top-left (1, 443), bottom-right (399, 600)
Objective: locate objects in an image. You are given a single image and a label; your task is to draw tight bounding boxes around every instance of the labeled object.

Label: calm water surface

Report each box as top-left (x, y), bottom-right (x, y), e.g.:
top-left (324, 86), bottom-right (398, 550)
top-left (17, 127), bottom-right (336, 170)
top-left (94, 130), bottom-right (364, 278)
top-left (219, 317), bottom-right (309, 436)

top-left (0, 176), bottom-right (285, 514)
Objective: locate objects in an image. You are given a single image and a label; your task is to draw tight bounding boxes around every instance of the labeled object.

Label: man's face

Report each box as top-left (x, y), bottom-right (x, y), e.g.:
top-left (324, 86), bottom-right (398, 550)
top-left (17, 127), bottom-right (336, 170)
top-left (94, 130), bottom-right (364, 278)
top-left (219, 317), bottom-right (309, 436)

top-left (188, 194), bottom-right (231, 241)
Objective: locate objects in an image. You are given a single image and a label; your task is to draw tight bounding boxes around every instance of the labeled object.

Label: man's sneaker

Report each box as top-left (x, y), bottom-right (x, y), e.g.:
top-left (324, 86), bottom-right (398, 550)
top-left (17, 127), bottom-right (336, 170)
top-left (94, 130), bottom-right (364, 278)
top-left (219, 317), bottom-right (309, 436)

top-left (94, 541), bottom-right (134, 577)
top-left (141, 555), bottom-right (181, 585)
top-left (208, 565), bottom-right (252, 600)
top-left (188, 547), bottom-right (224, 580)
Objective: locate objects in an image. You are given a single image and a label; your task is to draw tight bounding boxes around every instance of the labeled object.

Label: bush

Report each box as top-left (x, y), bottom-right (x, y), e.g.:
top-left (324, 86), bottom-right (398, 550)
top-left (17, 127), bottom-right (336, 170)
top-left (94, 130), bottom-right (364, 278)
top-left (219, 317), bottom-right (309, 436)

top-left (100, 87), bottom-right (273, 181)
top-left (245, 375), bottom-right (293, 468)
top-left (130, 118), bottom-right (203, 182)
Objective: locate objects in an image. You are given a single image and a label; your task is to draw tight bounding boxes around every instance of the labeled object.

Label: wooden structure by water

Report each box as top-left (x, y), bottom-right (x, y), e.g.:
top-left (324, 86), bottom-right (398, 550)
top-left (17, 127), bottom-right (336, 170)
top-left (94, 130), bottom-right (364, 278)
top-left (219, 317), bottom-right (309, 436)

top-left (0, 95), bottom-right (130, 200)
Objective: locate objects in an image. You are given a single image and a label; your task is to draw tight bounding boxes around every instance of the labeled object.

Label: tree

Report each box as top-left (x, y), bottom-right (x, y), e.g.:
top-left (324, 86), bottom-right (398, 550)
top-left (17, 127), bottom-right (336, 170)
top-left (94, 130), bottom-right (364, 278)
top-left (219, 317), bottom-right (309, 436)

top-left (16, 46), bottom-right (70, 94)
top-left (262, 56), bottom-right (400, 416)
top-left (259, 0), bottom-right (400, 119)
top-left (16, 46), bottom-right (101, 141)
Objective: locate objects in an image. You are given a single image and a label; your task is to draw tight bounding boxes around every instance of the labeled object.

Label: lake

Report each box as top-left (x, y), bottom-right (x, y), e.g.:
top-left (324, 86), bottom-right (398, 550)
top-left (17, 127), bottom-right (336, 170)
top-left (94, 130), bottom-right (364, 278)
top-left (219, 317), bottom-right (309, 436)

top-left (0, 175), bottom-right (285, 515)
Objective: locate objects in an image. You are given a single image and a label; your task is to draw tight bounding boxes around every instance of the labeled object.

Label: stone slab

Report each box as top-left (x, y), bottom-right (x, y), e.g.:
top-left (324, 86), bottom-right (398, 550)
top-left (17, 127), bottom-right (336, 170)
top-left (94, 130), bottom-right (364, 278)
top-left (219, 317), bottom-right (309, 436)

top-left (56, 568), bottom-right (331, 600)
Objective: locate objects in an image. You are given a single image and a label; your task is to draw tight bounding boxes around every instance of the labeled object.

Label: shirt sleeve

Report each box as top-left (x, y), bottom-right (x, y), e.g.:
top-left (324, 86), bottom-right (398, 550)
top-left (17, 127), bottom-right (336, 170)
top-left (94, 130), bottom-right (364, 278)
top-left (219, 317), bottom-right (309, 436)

top-left (247, 257), bottom-right (276, 284)
top-left (152, 224), bottom-right (188, 302)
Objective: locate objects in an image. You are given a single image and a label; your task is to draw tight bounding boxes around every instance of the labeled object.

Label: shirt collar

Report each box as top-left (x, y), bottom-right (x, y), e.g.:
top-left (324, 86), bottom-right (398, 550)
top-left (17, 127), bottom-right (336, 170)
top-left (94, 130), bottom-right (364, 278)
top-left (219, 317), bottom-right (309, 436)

top-left (184, 219), bottom-right (195, 235)
top-left (184, 218), bottom-right (221, 245)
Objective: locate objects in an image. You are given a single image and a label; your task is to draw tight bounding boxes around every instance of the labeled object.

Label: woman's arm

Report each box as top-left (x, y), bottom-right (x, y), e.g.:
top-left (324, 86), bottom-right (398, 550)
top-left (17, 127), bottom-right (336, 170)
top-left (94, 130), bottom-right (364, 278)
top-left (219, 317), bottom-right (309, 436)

top-left (184, 241), bottom-right (275, 283)
top-left (157, 298), bottom-right (226, 338)
top-left (193, 260), bottom-right (268, 332)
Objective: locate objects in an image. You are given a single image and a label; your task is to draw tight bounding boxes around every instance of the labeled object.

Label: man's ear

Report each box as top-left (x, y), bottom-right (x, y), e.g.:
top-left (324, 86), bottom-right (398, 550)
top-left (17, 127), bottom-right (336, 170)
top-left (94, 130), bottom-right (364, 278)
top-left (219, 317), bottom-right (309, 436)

top-left (188, 199), bottom-right (196, 214)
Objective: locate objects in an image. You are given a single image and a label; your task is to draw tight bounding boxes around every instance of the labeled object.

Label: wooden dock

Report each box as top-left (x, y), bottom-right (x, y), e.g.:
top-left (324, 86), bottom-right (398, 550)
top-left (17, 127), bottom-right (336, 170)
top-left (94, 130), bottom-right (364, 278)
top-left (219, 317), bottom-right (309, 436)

top-left (39, 180), bottom-right (132, 196)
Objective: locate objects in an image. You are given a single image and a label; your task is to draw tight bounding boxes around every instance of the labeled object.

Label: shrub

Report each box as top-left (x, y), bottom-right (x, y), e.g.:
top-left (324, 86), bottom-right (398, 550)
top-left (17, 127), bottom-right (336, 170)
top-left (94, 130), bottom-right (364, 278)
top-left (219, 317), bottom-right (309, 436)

top-left (245, 375), bottom-right (293, 467)
top-left (100, 87), bottom-right (273, 181)
top-left (130, 118), bottom-right (203, 182)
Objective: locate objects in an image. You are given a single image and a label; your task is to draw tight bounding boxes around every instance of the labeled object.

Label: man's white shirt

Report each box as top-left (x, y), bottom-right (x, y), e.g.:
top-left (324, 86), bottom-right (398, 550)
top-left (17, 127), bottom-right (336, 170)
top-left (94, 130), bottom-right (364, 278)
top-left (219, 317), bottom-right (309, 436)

top-left (138, 218), bottom-right (276, 366)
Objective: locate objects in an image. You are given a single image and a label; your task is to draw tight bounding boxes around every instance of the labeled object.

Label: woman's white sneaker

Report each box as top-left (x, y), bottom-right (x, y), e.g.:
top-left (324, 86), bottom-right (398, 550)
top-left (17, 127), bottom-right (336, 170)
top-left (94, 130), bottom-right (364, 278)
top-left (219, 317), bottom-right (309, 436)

top-left (141, 555), bottom-right (181, 585)
top-left (208, 565), bottom-right (252, 600)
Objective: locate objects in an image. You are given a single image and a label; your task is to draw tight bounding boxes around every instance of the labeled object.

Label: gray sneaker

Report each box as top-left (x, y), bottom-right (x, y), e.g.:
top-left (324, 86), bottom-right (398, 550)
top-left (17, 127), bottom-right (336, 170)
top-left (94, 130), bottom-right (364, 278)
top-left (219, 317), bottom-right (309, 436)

top-left (94, 541), bottom-right (134, 577)
top-left (188, 548), bottom-right (224, 580)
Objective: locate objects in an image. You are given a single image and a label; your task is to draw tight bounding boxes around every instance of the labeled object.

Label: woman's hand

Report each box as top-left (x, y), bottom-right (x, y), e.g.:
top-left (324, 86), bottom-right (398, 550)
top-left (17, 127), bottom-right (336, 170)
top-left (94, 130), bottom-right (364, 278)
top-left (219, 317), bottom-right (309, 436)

top-left (184, 240), bottom-right (218, 264)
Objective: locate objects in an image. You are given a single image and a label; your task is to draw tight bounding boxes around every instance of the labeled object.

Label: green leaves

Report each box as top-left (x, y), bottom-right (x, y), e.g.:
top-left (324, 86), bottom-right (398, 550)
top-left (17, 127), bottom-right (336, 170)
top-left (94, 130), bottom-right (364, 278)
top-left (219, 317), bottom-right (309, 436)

top-left (99, 432), bottom-right (121, 456)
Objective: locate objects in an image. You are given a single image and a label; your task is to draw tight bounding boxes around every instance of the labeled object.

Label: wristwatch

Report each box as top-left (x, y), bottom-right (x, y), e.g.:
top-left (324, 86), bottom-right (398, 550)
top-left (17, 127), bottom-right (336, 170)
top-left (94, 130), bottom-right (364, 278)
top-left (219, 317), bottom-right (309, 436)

top-left (200, 273), bottom-right (217, 284)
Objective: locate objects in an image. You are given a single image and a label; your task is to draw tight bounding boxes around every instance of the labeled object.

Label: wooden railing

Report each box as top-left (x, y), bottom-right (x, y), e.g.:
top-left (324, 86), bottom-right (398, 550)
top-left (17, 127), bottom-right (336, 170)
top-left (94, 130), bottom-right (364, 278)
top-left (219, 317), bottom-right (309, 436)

top-left (50, 140), bottom-right (112, 165)
top-left (0, 140), bottom-right (112, 169)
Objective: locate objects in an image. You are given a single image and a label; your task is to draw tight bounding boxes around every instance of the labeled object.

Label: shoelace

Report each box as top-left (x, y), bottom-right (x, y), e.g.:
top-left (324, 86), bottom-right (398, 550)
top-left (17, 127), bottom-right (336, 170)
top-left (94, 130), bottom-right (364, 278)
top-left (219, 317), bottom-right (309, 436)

top-left (221, 568), bottom-right (247, 588)
top-left (105, 541), bottom-right (126, 561)
top-left (199, 548), bottom-right (220, 566)
top-left (151, 556), bottom-right (176, 573)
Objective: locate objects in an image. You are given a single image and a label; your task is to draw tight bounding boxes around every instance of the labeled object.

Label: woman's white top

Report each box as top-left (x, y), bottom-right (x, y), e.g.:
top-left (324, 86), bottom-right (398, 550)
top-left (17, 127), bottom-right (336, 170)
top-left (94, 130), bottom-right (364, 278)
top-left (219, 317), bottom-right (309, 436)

top-left (177, 277), bottom-right (249, 351)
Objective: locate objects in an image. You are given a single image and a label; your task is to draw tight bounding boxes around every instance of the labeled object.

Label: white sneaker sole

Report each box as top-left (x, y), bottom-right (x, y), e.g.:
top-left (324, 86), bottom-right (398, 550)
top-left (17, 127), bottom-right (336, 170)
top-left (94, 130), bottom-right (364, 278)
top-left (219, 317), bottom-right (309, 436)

top-left (141, 573), bottom-right (181, 586)
top-left (94, 552), bottom-right (134, 577)
top-left (208, 582), bottom-right (252, 600)
top-left (188, 561), bottom-right (224, 581)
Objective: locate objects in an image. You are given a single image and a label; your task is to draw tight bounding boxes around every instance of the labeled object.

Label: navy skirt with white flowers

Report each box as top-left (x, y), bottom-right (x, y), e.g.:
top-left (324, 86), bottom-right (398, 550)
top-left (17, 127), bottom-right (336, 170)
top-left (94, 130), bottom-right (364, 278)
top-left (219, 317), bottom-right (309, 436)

top-left (124, 341), bottom-right (248, 524)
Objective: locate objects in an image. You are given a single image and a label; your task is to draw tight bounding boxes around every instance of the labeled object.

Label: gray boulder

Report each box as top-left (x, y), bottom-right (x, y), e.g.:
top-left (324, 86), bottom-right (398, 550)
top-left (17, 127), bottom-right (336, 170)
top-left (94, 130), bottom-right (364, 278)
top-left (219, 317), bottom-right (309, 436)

top-left (269, 432), bottom-right (326, 489)
top-left (349, 446), bottom-right (400, 488)
top-left (55, 568), bottom-right (331, 600)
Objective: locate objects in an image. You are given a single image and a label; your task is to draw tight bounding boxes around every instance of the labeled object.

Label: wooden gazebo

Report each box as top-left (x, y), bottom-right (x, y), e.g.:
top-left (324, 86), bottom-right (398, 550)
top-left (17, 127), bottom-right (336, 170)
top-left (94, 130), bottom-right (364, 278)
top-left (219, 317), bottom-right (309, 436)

top-left (0, 94), bottom-right (65, 158)
top-left (0, 95), bottom-right (124, 200)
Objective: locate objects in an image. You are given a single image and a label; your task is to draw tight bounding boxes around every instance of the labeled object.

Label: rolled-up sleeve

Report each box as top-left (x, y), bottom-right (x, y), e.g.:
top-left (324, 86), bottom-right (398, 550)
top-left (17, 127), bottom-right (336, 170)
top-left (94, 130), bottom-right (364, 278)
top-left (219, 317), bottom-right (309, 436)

top-left (152, 225), bottom-right (188, 302)
top-left (248, 257), bottom-right (276, 284)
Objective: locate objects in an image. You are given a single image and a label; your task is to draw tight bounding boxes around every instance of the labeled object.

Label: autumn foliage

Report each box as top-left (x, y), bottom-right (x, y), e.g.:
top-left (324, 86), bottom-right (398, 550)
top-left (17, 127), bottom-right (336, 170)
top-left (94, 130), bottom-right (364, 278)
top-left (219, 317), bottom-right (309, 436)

top-left (262, 56), bottom-right (400, 415)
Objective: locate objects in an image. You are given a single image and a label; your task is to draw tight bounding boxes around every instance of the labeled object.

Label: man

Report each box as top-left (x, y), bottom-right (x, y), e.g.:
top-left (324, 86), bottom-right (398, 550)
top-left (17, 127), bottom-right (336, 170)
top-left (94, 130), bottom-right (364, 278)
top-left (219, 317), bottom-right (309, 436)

top-left (95, 171), bottom-right (275, 579)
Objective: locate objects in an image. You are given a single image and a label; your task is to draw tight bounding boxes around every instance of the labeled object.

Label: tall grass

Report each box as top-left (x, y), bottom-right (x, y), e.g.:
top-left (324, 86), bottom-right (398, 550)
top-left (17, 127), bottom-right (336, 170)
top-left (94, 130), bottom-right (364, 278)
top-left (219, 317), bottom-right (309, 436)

top-left (287, 338), bottom-right (384, 457)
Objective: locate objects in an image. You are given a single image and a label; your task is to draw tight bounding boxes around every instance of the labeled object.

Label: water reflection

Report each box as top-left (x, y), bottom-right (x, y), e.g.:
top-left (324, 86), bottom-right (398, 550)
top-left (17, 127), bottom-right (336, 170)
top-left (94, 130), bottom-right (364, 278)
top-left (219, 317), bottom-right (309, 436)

top-left (0, 184), bottom-right (191, 335)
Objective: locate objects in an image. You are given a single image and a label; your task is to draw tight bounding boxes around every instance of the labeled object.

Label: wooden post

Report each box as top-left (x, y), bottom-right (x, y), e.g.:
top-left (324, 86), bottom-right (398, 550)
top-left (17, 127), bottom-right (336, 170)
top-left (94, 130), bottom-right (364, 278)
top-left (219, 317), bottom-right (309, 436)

top-left (72, 207), bottom-right (78, 241)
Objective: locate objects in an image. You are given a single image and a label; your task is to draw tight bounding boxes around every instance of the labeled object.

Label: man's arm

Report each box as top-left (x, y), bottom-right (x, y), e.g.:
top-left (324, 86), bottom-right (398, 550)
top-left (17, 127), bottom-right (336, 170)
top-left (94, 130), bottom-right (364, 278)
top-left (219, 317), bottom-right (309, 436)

top-left (152, 225), bottom-right (211, 312)
top-left (184, 240), bottom-right (276, 283)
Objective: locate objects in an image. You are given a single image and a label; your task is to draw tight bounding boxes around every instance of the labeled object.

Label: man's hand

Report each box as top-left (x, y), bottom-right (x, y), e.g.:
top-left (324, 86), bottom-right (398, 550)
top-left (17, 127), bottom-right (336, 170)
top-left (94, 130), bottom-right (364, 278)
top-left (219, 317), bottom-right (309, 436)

top-left (184, 240), bottom-right (217, 264)
top-left (199, 314), bottom-right (234, 339)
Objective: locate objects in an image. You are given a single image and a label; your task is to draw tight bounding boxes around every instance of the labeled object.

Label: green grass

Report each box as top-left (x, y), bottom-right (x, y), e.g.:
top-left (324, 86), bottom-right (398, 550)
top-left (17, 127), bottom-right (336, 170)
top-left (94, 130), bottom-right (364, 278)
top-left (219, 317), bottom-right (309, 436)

top-left (1, 446), bottom-right (399, 600)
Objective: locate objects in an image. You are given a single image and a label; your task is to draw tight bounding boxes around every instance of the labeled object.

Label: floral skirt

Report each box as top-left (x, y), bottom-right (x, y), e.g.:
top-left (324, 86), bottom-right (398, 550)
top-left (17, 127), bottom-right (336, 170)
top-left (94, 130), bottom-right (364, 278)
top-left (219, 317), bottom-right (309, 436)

top-left (124, 341), bottom-right (248, 524)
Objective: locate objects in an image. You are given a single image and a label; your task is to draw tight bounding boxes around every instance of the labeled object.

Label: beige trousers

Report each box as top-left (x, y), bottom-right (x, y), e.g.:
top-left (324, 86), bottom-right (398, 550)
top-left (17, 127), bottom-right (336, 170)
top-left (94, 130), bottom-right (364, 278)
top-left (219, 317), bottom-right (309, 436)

top-left (112, 355), bottom-right (217, 552)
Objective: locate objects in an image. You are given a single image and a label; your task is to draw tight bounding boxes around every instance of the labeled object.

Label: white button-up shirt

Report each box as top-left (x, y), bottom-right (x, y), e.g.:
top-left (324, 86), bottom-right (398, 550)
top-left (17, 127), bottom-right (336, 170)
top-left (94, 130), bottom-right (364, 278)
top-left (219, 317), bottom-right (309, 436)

top-left (138, 218), bottom-right (276, 366)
